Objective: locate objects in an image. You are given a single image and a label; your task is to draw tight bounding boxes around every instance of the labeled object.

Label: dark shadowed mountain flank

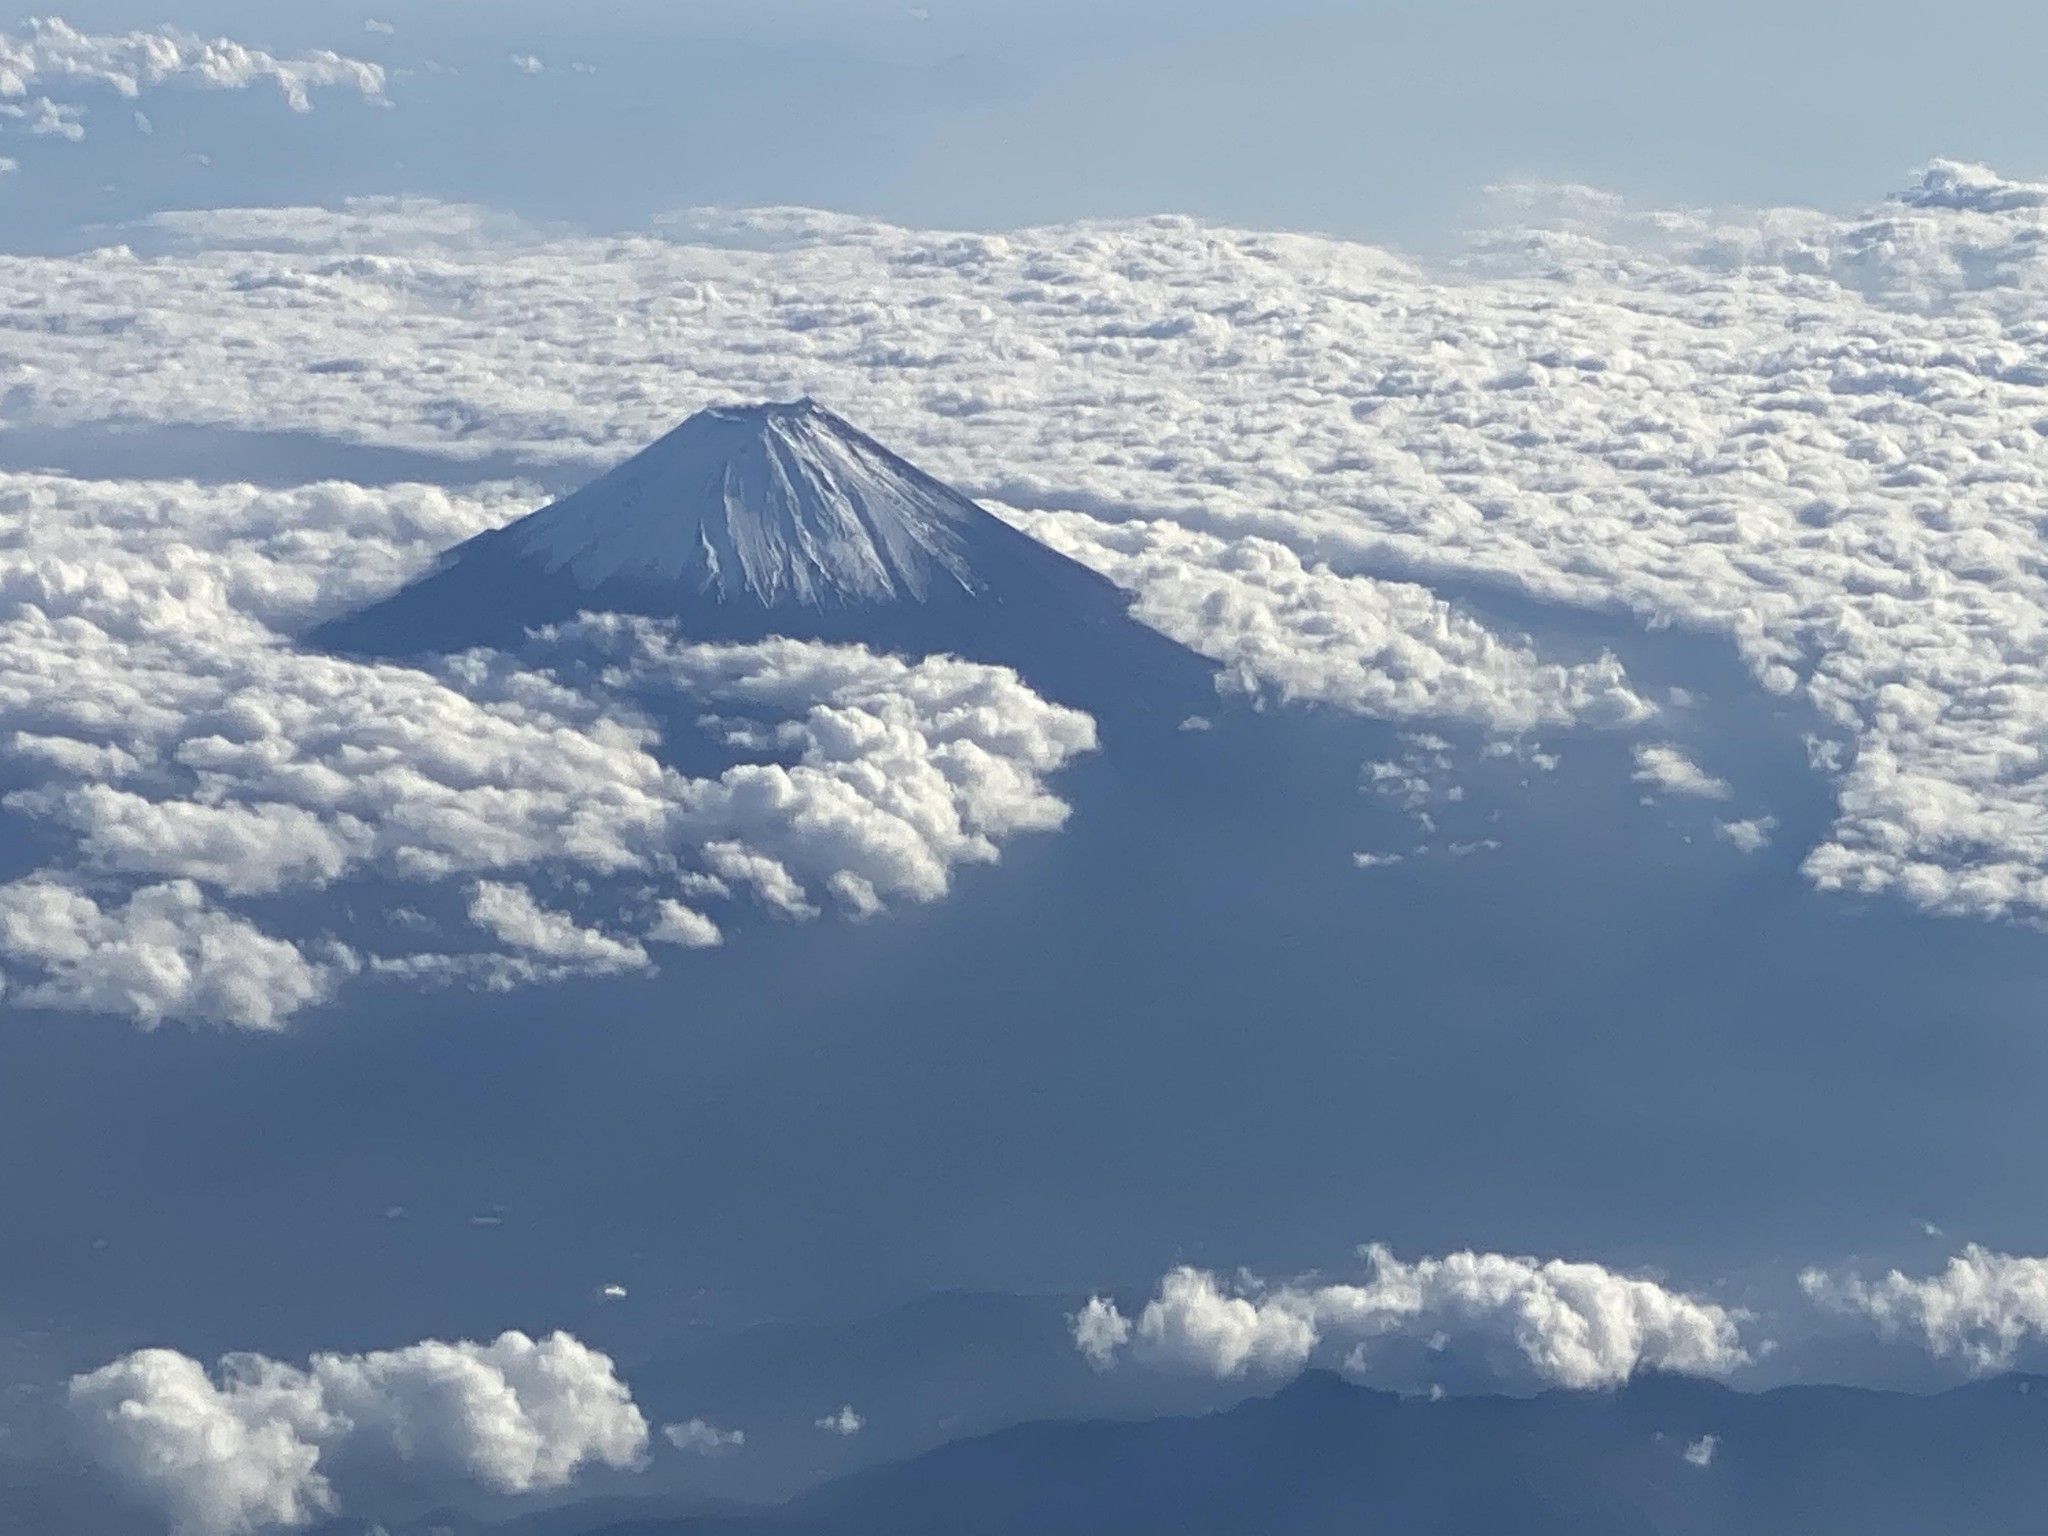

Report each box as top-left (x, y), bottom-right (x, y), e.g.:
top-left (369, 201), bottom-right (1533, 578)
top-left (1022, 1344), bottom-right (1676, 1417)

top-left (309, 398), bottom-right (1213, 717)
top-left (380, 1369), bottom-right (2048, 1536)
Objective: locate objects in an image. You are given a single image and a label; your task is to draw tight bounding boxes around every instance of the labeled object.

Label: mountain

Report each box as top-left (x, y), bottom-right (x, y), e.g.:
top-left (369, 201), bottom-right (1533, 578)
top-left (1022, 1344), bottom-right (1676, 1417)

top-left (497, 1370), bottom-right (2048, 1536)
top-left (310, 399), bottom-right (1211, 714)
top-left (612, 1290), bottom-right (1247, 1506)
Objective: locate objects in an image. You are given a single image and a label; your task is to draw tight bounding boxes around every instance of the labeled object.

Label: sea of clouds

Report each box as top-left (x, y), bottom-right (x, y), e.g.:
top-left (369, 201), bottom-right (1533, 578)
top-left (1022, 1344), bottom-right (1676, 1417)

top-left (5, 154), bottom-right (2048, 970)
top-left (19, 159), bottom-right (2048, 1023)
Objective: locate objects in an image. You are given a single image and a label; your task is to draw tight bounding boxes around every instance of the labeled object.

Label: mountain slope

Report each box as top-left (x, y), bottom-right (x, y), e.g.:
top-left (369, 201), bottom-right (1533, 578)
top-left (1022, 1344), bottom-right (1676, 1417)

top-left (310, 399), bottom-right (1211, 713)
top-left (531, 1370), bottom-right (2048, 1536)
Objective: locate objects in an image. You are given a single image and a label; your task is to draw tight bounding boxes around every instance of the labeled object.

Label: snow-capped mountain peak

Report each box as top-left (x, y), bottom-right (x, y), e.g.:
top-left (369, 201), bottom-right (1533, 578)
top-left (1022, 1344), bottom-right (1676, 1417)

top-left (312, 398), bottom-right (1214, 715)
top-left (501, 398), bottom-right (983, 608)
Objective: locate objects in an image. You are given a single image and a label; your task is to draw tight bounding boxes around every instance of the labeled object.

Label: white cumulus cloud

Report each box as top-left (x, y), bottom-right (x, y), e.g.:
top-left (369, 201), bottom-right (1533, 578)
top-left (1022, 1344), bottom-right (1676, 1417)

top-left (0, 17), bottom-right (384, 145)
top-left (1800, 1245), bottom-right (2048, 1373)
top-left (0, 877), bottom-right (339, 1030)
top-left (0, 475), bottom-right (1093, 1027)
top-left (1632, 744), bottom-right (1731, 800)
top-left (1078, 1245), bottom-right (1751, 1390)
top-left (814, 1404), bottom-right (864, 1435)
top-left (69, 1331), bottom-right (647, 1536)
top-left (1069, 1294), bottom-right (1134, 1370)
top-left (662, 1417), bottom-right (744, 1455)
top-left (1716, 816), bottom-right (1776, 854)
top-left (468, 881), bottom-right (649, 974)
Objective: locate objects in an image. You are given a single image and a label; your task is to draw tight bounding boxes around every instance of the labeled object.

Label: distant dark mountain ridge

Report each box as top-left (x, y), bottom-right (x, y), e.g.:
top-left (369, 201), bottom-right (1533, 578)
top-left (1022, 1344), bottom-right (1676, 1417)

top-left (533, 1369), bottom-right (2048, 1536)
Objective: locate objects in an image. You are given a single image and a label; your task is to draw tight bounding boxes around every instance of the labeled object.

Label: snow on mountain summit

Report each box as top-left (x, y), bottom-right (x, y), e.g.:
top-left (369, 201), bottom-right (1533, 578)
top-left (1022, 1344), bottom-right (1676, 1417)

top-left (504, 398), bottom-right (983, 608)
top-left (312, 399), bottom-right (1214, 713)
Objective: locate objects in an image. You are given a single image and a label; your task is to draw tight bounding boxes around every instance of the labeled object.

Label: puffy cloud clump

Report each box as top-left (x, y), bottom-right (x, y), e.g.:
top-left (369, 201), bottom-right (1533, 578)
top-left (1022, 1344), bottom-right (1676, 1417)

top-left (0, 877), bottom-right (338, 1031)
top-left (0, 16), bottom-right (383, 145)
top-left (69, 1330), bottom-right (647, 1536)
top-left (1077, 1244), bottom-right (1751, 1390)
top-left (467, 881), bottom-right (649, 975)
top-left (814, 1404), bottom-right (864, 1436)
top-left (1013, 513), bottom-right (1651, 735)
top-left (662, 1417), bottom-right (743, 1455)
top-left (1631, 744), bottom-right (1730, 800)
top-left (0, 474), bottom-right (1095, 1028)
top-left (1801, 1245), bottom-right (2048, 1373)
top-left (583, 618), bottom-right (1099, 909)
top-left (67, 1348), bottom-right (335, 1535)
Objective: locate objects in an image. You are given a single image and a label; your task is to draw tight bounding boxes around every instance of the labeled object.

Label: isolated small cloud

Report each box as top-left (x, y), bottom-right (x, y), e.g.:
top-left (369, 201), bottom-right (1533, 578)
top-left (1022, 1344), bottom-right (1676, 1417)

top-left (814, 1404), bottom-right (864, 1436)
top-left (1070, 1295), bottom-right (1134, 1370)
top-left (468, 882), bottom-right (649, 974)
top-left (1684, 1433), bottom-right (1718, 1468)
top-left (1632, 744), bottom-right (1731, 800)
top-left (646, 899), bottom-right (722, 949)
top-left (1018, 512), bottom-right (1653, 736)
top-left (1716, 816), bottom-right (1776, 854)
top-left (663, 1418), bottom-right (744, 1455)
top-left (508, 53), bottom-right (544, 74)
top-left (19, 96), bottom-right (84, 139)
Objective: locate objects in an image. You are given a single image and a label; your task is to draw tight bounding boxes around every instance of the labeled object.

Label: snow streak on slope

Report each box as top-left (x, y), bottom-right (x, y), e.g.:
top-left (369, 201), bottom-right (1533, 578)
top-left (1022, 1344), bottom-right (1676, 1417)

top-left (502, 399), bottom-right (980, 606)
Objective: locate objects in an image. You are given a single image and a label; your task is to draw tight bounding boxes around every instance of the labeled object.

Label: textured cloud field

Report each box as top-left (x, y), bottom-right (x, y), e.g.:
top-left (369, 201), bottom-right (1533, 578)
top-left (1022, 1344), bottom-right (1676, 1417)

top-left (0, 471), bottom-right (1096, 1027)
top-left (6, 161), bottom-right (2048, 939)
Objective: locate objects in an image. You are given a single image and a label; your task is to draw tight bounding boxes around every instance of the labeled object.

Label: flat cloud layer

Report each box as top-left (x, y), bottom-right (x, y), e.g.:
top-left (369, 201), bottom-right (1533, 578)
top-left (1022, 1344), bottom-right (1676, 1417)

top-left (1076, 1245), bottom-right (1752, 1390)
top-left (0, 473), bottom-right (1096, 1028)
top-left (13, 164), bottom-right (2048, 921)
top-left (69, 1330), bottom-right (647, 1536)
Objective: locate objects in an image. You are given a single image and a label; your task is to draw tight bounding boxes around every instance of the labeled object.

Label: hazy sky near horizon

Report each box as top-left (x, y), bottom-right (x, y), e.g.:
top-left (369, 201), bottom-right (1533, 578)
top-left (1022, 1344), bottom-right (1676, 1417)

top-left (10, 0), bottom-right (2048, 250)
